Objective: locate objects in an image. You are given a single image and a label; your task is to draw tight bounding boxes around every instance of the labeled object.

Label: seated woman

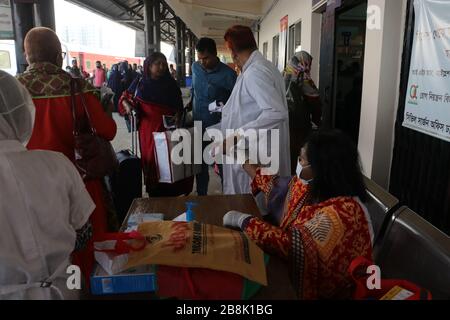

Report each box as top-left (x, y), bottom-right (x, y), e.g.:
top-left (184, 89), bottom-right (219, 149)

top-left (223, 130), bottom-right (374, 300)
top-left (119, 52), bottom-right (193, 197)
top-left (0, 71), bottom-right (95, 299)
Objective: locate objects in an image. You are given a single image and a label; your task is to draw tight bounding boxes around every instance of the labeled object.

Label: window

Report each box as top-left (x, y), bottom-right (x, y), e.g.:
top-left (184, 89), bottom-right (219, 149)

top-left (263, 42), bottom-right (268, 59)
top-left (0, 50), bottom-right (11, 69)
top-left (272, 35), bottom-right (279, 68)
top-left (288, 21), bottom-right (302, 60)
top-left (86, 60), bottom-right (91, 70)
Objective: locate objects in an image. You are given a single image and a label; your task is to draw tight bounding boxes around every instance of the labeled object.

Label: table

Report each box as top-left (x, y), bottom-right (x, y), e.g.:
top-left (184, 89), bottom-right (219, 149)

top-left (101, 195), bottom-right (297, 300)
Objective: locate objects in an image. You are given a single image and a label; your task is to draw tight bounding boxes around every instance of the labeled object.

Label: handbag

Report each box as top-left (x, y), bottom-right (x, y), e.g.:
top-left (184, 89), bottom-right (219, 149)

top-left (71, 78), bottom-right (118, 180)
top-left (348, 257), bottom-right (432, 300)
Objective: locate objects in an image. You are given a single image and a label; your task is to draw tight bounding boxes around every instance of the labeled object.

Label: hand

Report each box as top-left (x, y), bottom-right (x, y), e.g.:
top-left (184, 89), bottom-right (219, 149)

top-left (122, 100), bottom-right (132, 115)
top-left (223, 211), bottom-right (252, 230)
top-left (243, 162), bottom-right (259, 179)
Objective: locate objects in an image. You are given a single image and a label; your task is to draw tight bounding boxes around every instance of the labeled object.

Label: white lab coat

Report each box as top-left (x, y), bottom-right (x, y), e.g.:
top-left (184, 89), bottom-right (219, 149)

top-left (220, 50), bottom-right (291, 195)
top-left (0, 141), bottom-right (95, 300)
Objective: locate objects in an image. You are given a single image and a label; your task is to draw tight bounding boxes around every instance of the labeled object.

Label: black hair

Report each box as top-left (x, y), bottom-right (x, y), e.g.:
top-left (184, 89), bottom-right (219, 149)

top-left (196, 38), bottom-right (217, 55)
top-left (305, 130), bottom-right (367, 203)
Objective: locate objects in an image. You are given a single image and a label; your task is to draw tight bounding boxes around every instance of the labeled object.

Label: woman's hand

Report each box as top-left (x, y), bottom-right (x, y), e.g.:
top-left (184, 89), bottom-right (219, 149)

top-left (122, 99), bottom-right (133, 115)
top-left (223, 211), bottom-right (252, 230)
top-left (243, 161), bottom-right (259, 180)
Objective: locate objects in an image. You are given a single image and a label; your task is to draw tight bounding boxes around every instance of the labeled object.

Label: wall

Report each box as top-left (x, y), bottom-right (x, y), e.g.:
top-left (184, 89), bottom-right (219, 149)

top-left (358, 0), bottom-right (408, 188)
top-left (257, 0), bottom-right (322, 83)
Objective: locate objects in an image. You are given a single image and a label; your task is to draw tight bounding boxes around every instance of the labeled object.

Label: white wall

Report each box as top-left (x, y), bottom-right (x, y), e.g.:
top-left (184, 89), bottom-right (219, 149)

top-left (258, 0), bottom-right (322, 83)
top-left (358, 0), bottom-right (408, 188)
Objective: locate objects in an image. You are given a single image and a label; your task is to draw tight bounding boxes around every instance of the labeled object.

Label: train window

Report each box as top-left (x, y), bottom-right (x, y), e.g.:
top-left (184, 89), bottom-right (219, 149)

top-left (0, 50), bottom-right (11, 69)
top-left (86, 60), bottom-right (91, 70)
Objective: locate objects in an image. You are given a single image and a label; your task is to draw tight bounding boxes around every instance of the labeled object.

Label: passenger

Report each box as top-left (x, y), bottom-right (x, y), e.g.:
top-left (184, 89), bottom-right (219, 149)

top-left (191, 37), bottom-right (237, 195)
top-left (17, 27), bottom-right (117, 284)
top-left (92, 60), bottom-right (106, 89)
top-left (0, 71), bottom-right (95, 299)
top-left (120, 61), bottom-right (135, 132)
top-left (70, 58), bottom-right (82, 78)
top-left (132, 63), bottom-right (140, 81)
top-left (119, 52), bottom-right (192, 197)
top-left (218, 25), bottom-right (291, 195)
top-left (223, 130), bottom-right (374, 300)
top-left (107, 64), bottom-right (122, 113)
top-left (169, 64), bottom-right (177, 80)
top-left (284, 51), bottom-right (322, 174)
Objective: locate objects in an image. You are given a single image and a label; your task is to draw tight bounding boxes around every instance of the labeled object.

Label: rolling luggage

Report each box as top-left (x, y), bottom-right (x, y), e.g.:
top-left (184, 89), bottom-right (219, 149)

top-left (110, 111), bottom-right (142, 224)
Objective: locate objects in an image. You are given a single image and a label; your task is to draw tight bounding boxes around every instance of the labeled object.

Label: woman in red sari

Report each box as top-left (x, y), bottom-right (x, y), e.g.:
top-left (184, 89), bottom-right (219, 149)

top-left (223, 130), bottom-right (374, 299)
top-left (120, 53), bottom-right (192, 196)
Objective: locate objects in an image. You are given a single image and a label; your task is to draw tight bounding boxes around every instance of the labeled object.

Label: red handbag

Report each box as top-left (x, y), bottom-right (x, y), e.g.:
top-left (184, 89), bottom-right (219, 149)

top-left (348, 257), bottom-right (432, 300)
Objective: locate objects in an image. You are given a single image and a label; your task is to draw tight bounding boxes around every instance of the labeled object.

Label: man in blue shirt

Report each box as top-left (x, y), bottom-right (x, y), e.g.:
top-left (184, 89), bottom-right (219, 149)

top-left (191, 38), bottom-right (237, 195)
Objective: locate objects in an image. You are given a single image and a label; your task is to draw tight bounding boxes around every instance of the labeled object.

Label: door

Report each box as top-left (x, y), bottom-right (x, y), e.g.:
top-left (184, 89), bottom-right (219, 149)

top-left (333, 1), bottom-right (367, 144)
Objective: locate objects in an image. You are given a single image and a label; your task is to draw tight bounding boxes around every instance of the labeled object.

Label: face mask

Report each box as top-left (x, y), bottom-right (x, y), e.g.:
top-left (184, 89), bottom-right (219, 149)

top-left (296, 162), bottom-right (312, 185)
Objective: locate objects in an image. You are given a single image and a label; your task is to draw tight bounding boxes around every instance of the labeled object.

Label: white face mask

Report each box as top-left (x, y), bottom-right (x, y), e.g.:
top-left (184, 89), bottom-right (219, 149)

top-left (296, 162), bottom-right (312, 185)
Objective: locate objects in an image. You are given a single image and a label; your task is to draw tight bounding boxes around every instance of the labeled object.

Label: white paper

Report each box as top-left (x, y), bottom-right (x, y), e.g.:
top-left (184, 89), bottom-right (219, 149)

top-left (208, 100), bottom-right (224, 113)
top-left (173, 212), bottom-right (187, 222)
top-left (94, 251), bottom-right (129, 275)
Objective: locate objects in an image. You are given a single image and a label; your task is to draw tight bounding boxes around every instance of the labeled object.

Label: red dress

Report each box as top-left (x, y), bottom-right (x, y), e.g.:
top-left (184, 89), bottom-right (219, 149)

top-left (18, 62), bottom-right (117, 284)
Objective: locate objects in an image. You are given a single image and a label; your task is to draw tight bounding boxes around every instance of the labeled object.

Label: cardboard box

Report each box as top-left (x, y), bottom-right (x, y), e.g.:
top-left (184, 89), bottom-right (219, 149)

top-left (90, 265), bottom-right (156, 295)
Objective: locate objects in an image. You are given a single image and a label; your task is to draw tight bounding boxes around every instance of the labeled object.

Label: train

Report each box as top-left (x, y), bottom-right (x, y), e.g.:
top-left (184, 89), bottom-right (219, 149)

top-left (67, 50), bottom-right (144, 75)
top-left (0, 40), bottom-right (144, 76)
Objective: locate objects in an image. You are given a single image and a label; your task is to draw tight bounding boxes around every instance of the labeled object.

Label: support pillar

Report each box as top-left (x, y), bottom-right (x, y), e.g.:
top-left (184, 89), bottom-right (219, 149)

top-left (175, 17), bottom-right (185, 87)
top-left (34, 0), bottom-right (55, 30)
top-left (11, 0), bottom-right (35, 74)
top-left (180, 22), bottom-right (186, 86)
top-left (144, 0), bottom-right (161, 55)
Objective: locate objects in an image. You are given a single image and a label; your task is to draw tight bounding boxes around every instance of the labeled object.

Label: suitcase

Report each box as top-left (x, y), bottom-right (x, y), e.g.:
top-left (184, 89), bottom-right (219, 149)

top-left (110, 111), bottom-right (142, 224)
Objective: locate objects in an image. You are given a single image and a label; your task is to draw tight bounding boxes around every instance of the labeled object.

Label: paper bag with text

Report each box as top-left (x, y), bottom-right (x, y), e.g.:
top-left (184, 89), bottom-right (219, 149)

top-left (124, 221), bottom-right (267, 286)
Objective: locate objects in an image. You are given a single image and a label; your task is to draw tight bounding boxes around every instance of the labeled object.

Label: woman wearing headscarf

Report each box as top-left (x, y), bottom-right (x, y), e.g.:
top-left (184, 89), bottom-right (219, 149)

top-left (284, 51), bottom-right (322, 174)
top-left (0, 70), bottom-right (95, 300)
top-left (119, 52), bottom-right (192, 196)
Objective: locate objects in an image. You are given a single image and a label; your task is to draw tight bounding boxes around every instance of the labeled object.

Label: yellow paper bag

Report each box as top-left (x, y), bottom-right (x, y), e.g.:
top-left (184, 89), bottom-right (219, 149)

top-left (125, 221), bottom-right (267, 286)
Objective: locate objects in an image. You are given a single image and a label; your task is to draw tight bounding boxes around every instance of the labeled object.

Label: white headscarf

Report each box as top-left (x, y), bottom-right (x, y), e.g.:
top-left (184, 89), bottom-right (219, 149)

top-left (0, 70), bottom-right (35, 144)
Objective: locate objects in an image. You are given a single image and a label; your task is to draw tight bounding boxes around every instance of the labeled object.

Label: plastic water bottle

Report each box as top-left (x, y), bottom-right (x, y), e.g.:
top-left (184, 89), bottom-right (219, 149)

top-left (185, 202), bottom-right (197, 222)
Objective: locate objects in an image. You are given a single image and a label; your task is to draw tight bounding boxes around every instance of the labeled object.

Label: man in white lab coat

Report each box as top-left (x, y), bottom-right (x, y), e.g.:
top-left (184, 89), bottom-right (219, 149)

top-left (0, 71), bottom-right (95, 299)
top-left (216, 25), bottom-right (291, 195)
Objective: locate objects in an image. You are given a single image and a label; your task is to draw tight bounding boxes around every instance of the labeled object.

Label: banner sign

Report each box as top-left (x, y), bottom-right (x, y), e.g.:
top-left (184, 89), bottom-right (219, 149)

top-left (403, 0), bottom-right (450, 143)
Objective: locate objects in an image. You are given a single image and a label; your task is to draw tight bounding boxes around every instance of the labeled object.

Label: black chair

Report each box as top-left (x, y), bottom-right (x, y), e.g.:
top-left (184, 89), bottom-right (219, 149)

top-left (374, 207), bottom-right (450, 299)
top-left (363, 177), bottom-right (400, 246)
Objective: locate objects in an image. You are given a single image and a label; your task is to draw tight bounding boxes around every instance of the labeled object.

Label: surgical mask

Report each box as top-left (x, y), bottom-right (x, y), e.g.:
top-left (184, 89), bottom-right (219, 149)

top-left (296, 162), bottom-right (312, 185)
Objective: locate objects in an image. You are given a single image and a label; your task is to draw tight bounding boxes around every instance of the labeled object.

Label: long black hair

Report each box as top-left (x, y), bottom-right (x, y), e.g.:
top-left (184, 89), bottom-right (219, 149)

top-left (305, 130), bottom-right (367, 203)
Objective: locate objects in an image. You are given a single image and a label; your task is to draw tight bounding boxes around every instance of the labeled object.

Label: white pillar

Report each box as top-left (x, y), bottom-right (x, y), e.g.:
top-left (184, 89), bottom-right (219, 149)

top-left (358, 0), bottom-right (407, 188)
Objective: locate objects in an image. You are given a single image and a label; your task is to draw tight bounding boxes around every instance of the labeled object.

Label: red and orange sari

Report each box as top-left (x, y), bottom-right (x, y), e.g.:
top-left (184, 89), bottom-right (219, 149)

top-left (243, 169), bottom-right (373, 299)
